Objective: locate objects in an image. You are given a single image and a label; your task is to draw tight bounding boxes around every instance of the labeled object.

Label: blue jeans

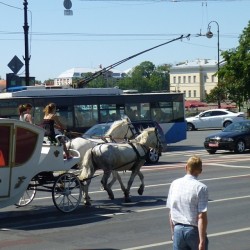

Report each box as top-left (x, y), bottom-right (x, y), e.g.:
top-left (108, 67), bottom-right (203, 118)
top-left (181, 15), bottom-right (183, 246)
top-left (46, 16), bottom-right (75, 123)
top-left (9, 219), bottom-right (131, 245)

top-left (173, 224), bottom-right (208, 250)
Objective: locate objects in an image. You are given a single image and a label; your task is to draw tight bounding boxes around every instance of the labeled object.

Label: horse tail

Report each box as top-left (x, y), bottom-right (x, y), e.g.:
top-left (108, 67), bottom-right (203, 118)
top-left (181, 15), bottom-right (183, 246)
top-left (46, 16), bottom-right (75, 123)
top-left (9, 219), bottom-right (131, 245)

top-left (78, 148), bottom-right (94, 181)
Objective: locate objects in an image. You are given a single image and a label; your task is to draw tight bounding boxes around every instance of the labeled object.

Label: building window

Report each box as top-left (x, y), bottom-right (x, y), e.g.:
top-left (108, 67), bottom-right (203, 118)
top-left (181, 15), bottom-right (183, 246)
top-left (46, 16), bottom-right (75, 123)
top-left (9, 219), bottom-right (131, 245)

top-left (212, 75), bottom-right (215, 82)
top-left (204, 75), bottom-right (207, 82)
top-left (184, 90), bottom-right (186, 97)
top-left (188, 90), bottom-right (191, 97)
top-left (188, 76), bottom-right (191, 83)
top-left (194, 90), bottom-right (196, 97)
top-left (178, 76), bottom-right (181, 83)
top-left (183, 76), bottom-right (186, 83)
top-left (193, 76), bottom-right (196, 83)
top-left (173, 77), bottom-right (176, 84)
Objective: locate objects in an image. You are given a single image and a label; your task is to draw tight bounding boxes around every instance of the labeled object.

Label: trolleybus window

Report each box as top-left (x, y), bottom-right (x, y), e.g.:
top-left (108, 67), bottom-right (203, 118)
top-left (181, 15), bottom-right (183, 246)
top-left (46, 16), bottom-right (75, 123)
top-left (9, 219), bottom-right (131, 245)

top-left (74, 105), bottom-right (98, 127)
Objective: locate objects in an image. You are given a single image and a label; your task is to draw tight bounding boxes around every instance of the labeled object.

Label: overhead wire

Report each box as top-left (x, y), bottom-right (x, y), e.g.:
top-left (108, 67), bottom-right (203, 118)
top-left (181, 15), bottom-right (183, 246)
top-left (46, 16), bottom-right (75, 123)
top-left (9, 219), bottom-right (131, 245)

top-left (0, 1), bottom-right (33, 58)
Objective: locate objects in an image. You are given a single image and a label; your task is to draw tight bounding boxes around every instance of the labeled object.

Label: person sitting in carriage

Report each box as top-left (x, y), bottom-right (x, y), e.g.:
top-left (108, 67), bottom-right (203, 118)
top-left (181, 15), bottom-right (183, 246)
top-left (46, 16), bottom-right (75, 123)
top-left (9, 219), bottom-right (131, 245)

top-left (18, 103), bottom-right (33, 124)
top-left (42, 103), bottom-right (72, 160)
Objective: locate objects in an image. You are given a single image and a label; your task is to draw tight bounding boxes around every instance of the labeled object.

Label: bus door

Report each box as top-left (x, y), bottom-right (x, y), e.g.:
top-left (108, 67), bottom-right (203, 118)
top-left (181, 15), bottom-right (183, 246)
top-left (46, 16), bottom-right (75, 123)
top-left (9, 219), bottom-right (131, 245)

top-left (0, 124), bottom-right (13, 197)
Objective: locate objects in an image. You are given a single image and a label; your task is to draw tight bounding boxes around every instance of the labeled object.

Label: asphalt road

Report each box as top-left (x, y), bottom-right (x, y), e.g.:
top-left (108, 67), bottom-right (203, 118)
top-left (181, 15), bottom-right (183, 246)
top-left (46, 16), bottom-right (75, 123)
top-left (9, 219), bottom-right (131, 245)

top-left (1, 129), bottom-right (250, 250)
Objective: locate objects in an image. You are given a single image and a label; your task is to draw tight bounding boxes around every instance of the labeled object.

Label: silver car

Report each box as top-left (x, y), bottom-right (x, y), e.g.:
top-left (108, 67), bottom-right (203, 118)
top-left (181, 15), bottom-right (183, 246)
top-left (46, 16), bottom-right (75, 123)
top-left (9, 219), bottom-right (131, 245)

top-left (186, 109), bottom-right (245, 131)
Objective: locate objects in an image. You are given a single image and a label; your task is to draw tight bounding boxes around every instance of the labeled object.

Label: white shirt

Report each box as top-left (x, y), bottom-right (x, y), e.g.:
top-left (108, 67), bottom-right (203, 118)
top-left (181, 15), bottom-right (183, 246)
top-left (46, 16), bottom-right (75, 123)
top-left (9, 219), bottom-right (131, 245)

top-left (20, 114), bottom-right (28, 122)
top-left (166, 174), bottom-right (208, 227)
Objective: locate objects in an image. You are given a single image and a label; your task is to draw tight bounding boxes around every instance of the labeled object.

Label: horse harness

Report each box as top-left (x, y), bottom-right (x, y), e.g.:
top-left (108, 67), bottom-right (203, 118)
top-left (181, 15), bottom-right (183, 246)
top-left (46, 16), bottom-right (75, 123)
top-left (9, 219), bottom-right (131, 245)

top-left (91, 141), bottom-right (148, 172)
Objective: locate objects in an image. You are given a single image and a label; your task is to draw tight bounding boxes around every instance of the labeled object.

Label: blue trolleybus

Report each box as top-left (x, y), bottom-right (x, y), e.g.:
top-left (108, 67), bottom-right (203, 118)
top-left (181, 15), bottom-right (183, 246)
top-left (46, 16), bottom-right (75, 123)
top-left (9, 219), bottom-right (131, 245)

top-left (0, 87), bottom-right (186, 144)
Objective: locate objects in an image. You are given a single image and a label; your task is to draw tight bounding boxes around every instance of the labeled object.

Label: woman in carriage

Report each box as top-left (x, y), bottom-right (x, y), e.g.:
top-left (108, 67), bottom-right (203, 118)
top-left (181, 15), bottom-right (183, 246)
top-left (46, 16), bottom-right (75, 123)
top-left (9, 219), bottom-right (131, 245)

top-left (42, 103), bottom-right (72, 160)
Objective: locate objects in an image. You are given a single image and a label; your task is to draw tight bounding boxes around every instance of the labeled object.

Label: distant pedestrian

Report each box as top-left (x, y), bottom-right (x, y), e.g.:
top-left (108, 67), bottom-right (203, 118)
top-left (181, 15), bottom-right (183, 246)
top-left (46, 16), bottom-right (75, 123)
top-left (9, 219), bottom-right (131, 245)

top-left (166, 155), bottom-right (208, 250)
top-left (18, 103), bottom-right (33, 124)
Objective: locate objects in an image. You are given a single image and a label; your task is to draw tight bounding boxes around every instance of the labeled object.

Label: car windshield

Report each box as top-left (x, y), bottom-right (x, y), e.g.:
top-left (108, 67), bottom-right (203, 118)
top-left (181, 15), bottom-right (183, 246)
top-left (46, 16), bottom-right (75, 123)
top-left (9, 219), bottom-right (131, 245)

top-left (83, 124), bottom-right (112, 137)
top-left (223, 122), bottom-right (250, 132)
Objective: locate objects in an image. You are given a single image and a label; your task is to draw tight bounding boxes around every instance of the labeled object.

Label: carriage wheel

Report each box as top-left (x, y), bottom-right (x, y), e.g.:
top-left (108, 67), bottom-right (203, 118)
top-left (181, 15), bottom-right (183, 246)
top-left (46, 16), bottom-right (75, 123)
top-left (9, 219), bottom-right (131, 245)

top-left (15, 180), bottom-right (37, 207)
top-left (52, 173), bottom-right (82, 213)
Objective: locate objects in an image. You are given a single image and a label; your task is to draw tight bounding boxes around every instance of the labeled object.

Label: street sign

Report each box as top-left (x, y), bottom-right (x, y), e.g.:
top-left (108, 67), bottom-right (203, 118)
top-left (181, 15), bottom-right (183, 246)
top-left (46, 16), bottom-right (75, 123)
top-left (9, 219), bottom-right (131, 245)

top-left (64, 9), bottom-right (73, 16)
top-left (7, 56), bottom-right (24, 74)
top-left (64, 0), bottom-right (73, 15)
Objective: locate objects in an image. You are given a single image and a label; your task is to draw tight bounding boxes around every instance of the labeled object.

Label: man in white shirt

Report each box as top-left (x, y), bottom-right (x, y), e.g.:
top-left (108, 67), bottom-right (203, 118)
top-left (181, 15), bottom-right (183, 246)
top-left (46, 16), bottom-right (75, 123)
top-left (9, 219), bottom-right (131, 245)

top-left (166, 155), bottom-right (208, 250)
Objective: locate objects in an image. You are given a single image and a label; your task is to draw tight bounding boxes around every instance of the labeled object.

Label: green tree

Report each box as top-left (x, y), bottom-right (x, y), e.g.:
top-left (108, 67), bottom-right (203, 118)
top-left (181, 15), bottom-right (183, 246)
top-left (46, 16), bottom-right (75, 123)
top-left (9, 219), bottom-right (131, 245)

top-left (74, 61), bottom-right (170, 92)
top-left (217, 21), bottom-right (250, 110)
top-left (117, 61), bottom-right (170, 92)
top-left (43, 78), bottom-right (54, 86)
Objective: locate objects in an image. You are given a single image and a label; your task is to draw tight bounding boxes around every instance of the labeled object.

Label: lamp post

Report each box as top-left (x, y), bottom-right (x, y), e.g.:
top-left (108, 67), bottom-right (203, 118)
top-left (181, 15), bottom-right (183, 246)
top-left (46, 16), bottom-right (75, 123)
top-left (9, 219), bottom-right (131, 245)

top-left (23, 0), bottom-right (30, 86)
top-left (206, 20), bottom-right (221, 108)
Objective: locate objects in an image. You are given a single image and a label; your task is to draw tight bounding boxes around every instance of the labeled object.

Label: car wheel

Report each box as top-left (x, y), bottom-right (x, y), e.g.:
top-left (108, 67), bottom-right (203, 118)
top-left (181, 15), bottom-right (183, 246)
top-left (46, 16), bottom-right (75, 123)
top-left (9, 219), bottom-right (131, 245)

top-left (223, 121), bottom-right (232, 128)
top-left (234, 140), bottom-right (245, 153)
top-left (146, 148), bottom-right (159, 164)
top-left (187, 123), bottom-right (195, 131)
top-left (206, 149), bottom-right (216, 154)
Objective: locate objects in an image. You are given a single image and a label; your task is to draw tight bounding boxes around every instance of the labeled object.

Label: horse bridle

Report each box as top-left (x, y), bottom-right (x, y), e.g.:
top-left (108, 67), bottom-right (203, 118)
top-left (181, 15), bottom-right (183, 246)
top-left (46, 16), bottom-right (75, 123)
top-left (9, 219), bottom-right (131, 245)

top-left (154, 128), bottom-right (163, 153)
top-left (124, 122), bottom-right (139, 140)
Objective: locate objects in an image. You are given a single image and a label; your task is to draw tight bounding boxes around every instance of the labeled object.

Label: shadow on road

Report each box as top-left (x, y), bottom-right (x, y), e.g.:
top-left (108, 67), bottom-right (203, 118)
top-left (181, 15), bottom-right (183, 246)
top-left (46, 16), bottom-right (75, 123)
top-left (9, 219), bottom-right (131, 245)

top-left (0, 195), bottom-right (166, 231)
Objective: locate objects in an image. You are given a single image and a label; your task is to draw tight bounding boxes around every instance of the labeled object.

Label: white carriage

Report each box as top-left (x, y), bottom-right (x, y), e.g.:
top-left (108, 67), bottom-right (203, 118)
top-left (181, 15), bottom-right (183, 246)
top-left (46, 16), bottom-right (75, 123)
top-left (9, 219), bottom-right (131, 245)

top-left (0, 118), bottom-right (82, 213)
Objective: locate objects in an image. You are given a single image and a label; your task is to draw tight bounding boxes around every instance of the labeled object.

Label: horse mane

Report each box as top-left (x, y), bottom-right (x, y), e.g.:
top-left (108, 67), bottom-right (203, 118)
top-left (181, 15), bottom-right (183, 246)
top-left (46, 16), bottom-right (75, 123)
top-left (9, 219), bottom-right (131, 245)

top-left (105, 118), bottom-right (133, 140)
top-left (105, 119), bottom-right (126, 135)
top-left (132, 127), bottom-right (156, 145)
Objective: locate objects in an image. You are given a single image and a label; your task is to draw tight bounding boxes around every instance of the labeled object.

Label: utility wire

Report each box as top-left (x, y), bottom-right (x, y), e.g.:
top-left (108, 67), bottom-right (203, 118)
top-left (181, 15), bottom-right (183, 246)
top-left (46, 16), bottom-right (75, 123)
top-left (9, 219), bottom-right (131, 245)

top-left (0, 1), bottom-right (22, 10)
top-left (77, 34), bottom-right (190, 87)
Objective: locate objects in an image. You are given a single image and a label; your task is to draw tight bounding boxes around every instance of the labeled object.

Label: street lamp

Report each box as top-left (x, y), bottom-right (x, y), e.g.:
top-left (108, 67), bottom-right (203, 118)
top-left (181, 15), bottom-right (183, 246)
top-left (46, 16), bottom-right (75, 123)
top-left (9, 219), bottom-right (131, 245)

top-left (206, 20), bottom-right (221, 108)
top-left (23, 0), bottom-right (30, 86)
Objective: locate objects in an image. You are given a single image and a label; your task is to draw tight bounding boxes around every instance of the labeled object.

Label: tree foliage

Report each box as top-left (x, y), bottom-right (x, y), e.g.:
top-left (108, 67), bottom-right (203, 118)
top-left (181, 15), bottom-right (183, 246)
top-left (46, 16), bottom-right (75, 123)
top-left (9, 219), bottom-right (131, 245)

top-left (115, 61), bottom-right (170, 92)
top-left (213, 21), bottom-right (250, 109)
top-left (74, 61), bottom-right (171, 92)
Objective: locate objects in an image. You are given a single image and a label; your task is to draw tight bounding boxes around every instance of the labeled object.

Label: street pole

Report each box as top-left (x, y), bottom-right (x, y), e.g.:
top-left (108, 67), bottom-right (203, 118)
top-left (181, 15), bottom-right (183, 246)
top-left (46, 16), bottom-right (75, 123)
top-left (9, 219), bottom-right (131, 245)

top-left (206, 21), bottom-right (221, 108)
top-left (23, 0), bottom-right (30, 86)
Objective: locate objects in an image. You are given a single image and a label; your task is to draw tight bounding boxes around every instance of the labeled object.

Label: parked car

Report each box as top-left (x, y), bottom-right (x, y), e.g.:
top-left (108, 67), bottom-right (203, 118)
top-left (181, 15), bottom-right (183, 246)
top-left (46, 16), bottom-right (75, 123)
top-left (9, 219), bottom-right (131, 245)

top-left (186, 109), bottom-right (245, 131)
top-left (83, 120), bottom-right (166, 164)
top-left (204, 120), bottom-right (250, 154)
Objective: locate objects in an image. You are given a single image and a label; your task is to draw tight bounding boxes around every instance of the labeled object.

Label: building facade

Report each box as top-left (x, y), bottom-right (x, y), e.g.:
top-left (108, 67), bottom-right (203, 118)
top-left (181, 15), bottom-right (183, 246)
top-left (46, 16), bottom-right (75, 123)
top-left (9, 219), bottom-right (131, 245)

top-left (170, 59), bottom-right (222, 101)
top-left (53, 67), bottom-right (126, 87)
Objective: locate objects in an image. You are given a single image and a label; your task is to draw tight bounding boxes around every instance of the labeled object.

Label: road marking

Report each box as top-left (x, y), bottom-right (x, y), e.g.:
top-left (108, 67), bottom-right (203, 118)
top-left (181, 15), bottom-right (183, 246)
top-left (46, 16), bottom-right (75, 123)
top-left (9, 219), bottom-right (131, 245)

top-left (121, 227), bottom-right (250, 250)
top-left (209, 195), bottom-right (250, 203)
top-left (207, 163), bottom-right (250, 169)
top-left (143, 157), bottom-right (250, 170)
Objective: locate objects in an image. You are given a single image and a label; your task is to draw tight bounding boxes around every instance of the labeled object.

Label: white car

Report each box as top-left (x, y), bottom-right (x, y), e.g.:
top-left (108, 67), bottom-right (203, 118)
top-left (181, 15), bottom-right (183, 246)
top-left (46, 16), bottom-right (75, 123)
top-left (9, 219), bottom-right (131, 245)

top-left (186, 109), bottom-right (245, 131)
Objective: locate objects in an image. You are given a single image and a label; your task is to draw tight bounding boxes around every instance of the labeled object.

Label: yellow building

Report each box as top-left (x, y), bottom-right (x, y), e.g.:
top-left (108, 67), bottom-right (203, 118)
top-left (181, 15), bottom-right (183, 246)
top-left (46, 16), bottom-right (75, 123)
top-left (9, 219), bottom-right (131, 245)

top-left (170, 59), bottom-right (224, 101)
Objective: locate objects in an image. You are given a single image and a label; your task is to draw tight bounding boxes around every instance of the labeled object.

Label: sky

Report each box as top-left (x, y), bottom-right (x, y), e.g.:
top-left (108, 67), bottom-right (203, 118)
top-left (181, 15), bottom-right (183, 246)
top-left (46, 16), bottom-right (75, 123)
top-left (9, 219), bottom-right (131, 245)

top-left (0, 0), bottom-right (250, 82)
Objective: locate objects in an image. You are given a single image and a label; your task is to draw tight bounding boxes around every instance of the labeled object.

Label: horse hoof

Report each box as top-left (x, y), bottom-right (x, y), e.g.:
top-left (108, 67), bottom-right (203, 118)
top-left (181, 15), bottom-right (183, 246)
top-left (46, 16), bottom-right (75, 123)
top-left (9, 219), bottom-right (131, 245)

top-left (138, 187), bottom-right (144, 195)
top-left (124, 196), bottom-right (131, 203)
top-left (109, 194), bottom-right (114, 200)
top-left (84, 201), bottom-right (91, 206)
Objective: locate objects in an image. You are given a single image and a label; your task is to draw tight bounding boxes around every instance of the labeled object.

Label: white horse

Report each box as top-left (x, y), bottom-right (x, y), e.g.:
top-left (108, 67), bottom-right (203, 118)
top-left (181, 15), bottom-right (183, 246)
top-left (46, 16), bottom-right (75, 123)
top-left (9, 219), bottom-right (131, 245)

top-left (66, 118), bottom-right (136, 164)
top-left (79, 127), bottom-right (161, 204)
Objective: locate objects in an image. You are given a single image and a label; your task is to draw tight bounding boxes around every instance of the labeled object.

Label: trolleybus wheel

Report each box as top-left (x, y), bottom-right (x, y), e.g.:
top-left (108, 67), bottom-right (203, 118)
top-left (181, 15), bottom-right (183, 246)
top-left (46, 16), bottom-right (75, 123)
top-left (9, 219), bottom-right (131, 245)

top-left (52, 173), bottom-right (82, 213)
top-left (15, 180), bottom-right (37, 207)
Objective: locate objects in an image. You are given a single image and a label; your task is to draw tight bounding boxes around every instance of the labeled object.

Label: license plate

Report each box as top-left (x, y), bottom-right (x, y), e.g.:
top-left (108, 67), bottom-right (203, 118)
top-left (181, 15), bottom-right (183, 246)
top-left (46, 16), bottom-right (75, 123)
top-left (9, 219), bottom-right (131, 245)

top-left (209, 142), bottom-right (219, 147)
